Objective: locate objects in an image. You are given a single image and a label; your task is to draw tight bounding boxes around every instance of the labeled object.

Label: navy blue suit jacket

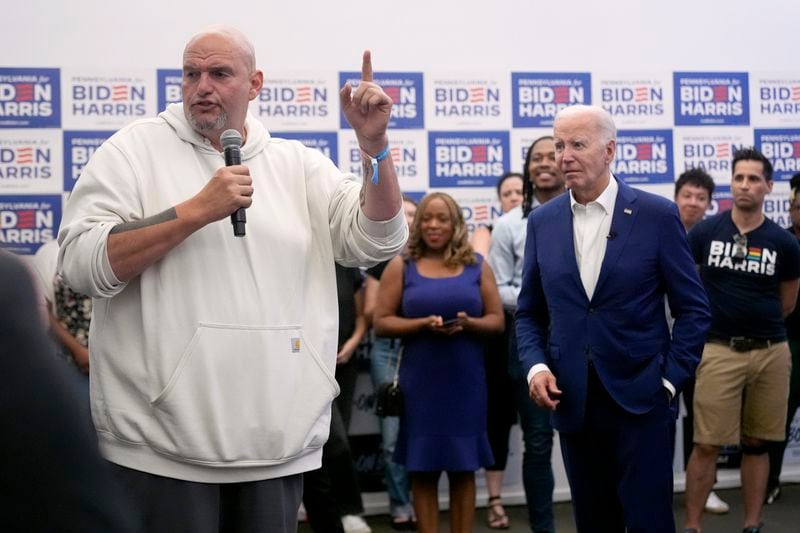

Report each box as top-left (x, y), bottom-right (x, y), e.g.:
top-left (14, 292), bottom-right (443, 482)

top-left (515, 179), bottom-right (710, 433)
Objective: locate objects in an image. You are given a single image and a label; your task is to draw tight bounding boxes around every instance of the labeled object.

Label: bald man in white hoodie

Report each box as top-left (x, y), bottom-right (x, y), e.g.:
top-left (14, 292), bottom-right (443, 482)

top-left (58, 26), bottom-right (407, 533)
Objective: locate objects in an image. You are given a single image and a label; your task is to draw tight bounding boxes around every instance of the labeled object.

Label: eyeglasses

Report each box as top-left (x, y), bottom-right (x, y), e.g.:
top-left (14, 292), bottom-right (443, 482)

top-left (732, 233), bottom-right (748, 259)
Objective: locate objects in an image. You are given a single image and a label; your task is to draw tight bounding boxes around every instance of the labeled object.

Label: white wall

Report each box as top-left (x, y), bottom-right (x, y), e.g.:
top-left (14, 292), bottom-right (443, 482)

top-left (5, 1), bottom-right (798, 70)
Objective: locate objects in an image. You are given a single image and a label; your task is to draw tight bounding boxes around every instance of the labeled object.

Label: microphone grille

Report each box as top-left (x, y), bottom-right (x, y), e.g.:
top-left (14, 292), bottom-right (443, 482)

top-left (220, 129), bottom-right (242, 150)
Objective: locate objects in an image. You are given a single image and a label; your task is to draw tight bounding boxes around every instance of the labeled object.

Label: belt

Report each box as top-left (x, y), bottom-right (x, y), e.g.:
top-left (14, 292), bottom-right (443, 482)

top-left (707, 334), bottom-right (774, 352)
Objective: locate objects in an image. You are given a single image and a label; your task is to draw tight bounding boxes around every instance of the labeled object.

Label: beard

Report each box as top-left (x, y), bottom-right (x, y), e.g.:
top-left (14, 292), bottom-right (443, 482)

top-left (186, 107), bottom-right (228, 133)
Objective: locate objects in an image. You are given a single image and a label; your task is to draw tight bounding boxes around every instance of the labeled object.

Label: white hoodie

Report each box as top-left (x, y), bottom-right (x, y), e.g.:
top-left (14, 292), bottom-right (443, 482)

top-left (58, 103), bottom-right (407, 482)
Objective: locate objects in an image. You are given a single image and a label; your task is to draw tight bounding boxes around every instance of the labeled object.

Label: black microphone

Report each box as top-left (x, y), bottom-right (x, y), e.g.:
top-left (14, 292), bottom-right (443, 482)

top-left (607, 231), bottom-right (617, 240)
top-left (221, 129), bottom-right (246, 237)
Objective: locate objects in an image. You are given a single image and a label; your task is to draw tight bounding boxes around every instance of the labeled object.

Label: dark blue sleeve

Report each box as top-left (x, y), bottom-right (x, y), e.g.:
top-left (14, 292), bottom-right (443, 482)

top-left (659, 205), bottom-right (711, 393)
top-left (514, 213), bottom-right (549, 376)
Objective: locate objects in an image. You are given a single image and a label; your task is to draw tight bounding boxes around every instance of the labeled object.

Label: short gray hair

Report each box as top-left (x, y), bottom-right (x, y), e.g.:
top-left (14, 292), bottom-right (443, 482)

top-left (555, 105), bottom-right (616, 143)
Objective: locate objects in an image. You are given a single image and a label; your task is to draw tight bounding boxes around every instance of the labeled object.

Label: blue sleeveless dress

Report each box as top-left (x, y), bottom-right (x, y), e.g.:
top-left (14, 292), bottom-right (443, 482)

top-left (393, 255), bottom-right (494, 472)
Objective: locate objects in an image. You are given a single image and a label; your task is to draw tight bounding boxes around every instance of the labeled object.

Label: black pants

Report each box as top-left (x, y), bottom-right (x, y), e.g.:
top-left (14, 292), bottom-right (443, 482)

top-left (484, 323), bottom-right (516, 471)
top-left (303, 401), bottom-right (364, 532)
top-left (335, 357), bottom-right (360, 429)
top-left (109, 463), bottom-right (302, 533)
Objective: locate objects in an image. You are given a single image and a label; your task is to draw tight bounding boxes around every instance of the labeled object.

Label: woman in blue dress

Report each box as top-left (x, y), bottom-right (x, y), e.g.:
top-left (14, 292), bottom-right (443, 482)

top-left (374, 192), bottom-right (505, 533)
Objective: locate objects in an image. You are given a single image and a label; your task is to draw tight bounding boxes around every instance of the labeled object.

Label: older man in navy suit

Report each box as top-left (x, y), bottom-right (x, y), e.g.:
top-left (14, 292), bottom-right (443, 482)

top-left (516, 105), bottom-right (711, 532)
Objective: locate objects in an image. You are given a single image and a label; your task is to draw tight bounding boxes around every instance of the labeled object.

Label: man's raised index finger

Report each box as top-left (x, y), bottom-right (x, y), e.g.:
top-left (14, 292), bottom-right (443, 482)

top-left (361, 50), bottom-right (373, 82)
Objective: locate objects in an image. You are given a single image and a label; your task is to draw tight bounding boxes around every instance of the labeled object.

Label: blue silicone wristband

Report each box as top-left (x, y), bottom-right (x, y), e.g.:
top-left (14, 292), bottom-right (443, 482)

top-left (364, 145), bottom-right (390, 185)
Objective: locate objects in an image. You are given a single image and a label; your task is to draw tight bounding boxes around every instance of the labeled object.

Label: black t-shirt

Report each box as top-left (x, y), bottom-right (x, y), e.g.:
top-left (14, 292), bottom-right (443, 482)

top-left (336, 264), bottom-right (364, 348)
top-left (688, 210), bottom-right (800, 340)
top-left (784, 227), bottom-right (800, 338)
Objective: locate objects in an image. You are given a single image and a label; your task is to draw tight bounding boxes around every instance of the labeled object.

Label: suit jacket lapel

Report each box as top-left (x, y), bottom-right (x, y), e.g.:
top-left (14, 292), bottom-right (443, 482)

top-left (593, 180), bottom-right (638, 299)
top-left (555, 195), bottom-right (587, 300)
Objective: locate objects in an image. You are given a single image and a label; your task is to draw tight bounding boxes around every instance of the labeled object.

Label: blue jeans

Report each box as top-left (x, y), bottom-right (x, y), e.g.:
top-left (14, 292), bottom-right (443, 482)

top-left (370, 336), bottom-right (413, 518)
top-left (509, 316), bottom-right (555, 533)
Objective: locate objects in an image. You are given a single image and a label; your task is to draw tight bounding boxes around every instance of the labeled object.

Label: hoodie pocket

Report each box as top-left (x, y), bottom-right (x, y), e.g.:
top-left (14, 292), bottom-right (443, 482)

top-left (146, 323), bottom-right (339, 464)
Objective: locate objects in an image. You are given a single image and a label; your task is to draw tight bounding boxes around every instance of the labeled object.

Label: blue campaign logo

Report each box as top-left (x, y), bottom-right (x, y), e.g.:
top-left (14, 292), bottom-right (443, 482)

top-left (339, 72), bottom-right (424, 129)
top-left (757, 82), bottom-right (800, 117)
top-left (256, 82), bottom-right (330, 119)
top-left (0, 141), bottom-right (54, 182)
top-left (681, 139), bottom-right (747, 176)
top-left (428, 131), bottom-right (509, 188)
top-left (599, 83), bottom-right (665, 118)
top-left (157, 69), bottom-right (182, 112)
top-left (762, 194), bottom-right (792, 228)
top-left (0, 68), bottom-right (61, 128)
top-left (673, 72), bottom-right (749, 126)
top-left (612, 130), bottom-right (674, 184)
top-left (433, 83), bottom-right (502, 118)
top-left (347, 143), bottom-right (420, 180)
top-left (0, 194), bottom-right (62, 255)
top-left (462, 202), bottom-right (504, 232)
top-left (274, 132), bottom-right (339, 166)
top-left (512, 72), bottom-right (591, 127)
top-left (385, 145), bottom-right (420, 180)
top-left (71, 78), bottom-right (147, 118)
top-left (63, 130), bottom-right (113, 191)
top-left (754, 128), bottom-right (800, 181)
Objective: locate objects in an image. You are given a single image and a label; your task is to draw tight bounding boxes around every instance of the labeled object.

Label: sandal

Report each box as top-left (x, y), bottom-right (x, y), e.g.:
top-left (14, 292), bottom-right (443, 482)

top-left (390, 514), bottom-right (416, 531)
top-left (486, 495), bottom-right (510, 530)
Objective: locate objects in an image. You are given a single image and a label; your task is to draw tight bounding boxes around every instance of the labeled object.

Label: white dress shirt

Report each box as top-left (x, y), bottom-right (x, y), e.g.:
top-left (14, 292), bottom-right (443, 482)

top-left (571, 177), bottom-right (617, 300)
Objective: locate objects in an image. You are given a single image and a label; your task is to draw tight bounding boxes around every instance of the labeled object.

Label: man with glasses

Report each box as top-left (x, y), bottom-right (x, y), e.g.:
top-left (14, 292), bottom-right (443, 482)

top-left (683, 149), bottom-right (800, 533)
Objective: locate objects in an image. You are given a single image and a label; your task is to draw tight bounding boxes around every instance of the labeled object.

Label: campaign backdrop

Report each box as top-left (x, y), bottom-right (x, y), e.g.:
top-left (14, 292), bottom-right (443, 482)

top-left (3, 66), bottom-right (800, 253)
top-left (4, 0), bottom-right (799, 511)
